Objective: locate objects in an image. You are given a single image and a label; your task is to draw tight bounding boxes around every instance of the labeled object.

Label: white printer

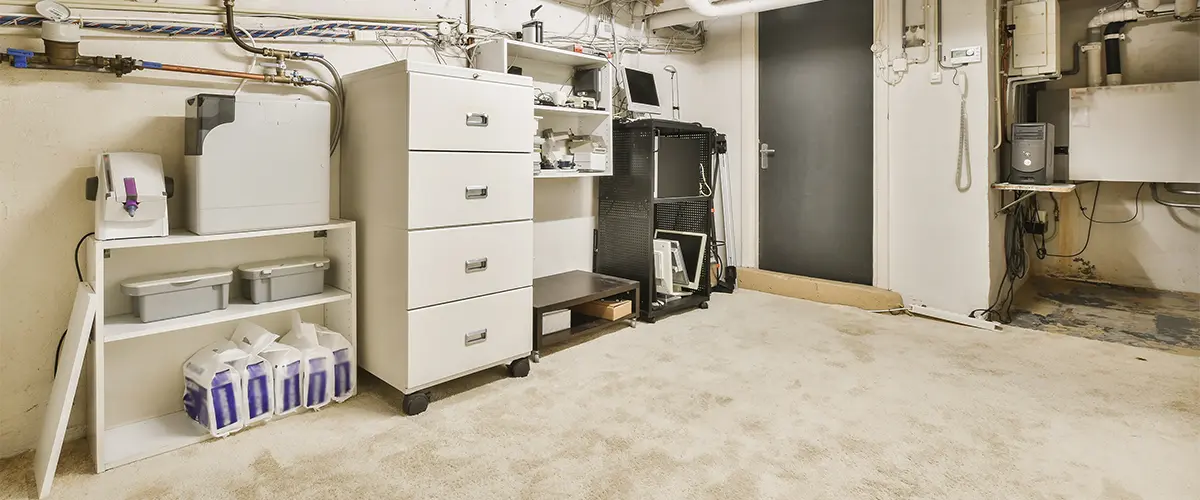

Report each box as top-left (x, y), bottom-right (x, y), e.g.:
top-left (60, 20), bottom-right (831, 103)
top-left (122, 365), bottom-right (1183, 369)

top-left (184, 94), bottom-right (331, 235)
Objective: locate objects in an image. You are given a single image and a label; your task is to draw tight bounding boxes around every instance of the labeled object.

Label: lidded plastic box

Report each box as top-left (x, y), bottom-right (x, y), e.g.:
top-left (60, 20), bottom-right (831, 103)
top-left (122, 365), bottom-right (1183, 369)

top-left (237, 256), bottom-right (330, 304)
top-left (121, 268), bottom-right (232, 322)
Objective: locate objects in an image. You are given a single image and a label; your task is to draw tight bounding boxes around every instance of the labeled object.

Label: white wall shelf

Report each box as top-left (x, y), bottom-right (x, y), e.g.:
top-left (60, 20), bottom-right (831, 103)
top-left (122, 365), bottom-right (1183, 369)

top-left (104, 286), bottom-right (351, 343)
top-left (98, 220), bottom-right (354, 250)
top-left (534, 170), bottom-right (608, 179)
top-left (474, 39), bottom-right (614, 178)
top-left (534, 105), bottom-right (609, 118)
top-left (86, 221), bottom-right (357, 472)
top-left (991, 182), bottom-right (1077, 193)
top-left (494, 40), bottom-right (608, 67)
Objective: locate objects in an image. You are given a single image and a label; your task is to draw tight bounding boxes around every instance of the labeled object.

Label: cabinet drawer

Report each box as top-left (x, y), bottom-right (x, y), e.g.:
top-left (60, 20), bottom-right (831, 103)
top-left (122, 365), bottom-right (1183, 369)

top-left (407, 221), bottom-right (532, 308)
top-left (407, 152), bottom-right (532, 229)
top-left (408, 73), bottom-right (531, 153)
top-left (407, 287), bottom-right (532, 389)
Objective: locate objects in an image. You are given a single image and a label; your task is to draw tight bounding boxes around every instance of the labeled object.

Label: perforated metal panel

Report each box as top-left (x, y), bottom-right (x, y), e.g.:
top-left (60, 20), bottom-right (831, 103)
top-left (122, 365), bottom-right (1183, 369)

top-left (598, 120), bottom-right (714, 318)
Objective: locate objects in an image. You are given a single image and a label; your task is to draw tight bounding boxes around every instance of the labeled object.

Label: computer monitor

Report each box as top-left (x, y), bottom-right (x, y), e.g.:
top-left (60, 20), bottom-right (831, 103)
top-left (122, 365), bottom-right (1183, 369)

top-left (654, 229), bottom-right (708, 291)
top-left (624, 67), bottom-right (661, 115)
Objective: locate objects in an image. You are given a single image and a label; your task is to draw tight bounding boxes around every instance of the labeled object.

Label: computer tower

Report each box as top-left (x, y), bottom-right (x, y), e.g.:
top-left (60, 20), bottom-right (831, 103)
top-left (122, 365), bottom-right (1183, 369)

top-left (1008, 123), bottom-right (1055, 185)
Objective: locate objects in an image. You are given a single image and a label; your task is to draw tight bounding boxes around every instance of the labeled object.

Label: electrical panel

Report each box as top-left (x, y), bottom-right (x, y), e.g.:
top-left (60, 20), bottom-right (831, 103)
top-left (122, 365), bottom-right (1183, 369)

top-left (1007, 0), bottom-right (1060, 76)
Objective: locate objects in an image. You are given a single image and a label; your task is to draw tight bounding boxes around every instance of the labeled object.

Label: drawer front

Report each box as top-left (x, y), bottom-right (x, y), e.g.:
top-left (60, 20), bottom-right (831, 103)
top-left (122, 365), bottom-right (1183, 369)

top-left (407, 221), bottom-right (533, 309)
top-left (407, 287), bottom-right (532, 389)
top-left (408, 73), bottom-right (531, 153)
top-left (408, 152), bottom-right (532, 229)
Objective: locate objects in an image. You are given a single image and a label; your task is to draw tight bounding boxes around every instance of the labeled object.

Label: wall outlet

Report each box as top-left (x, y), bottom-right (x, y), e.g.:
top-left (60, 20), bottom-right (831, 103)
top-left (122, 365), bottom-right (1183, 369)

top-left (930, 71), bottom-right (943, 84)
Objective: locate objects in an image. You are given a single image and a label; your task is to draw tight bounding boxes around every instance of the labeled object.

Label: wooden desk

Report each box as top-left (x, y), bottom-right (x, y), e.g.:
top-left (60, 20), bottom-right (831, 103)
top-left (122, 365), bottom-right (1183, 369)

top-left (531, 270), bottom-right (640, 361)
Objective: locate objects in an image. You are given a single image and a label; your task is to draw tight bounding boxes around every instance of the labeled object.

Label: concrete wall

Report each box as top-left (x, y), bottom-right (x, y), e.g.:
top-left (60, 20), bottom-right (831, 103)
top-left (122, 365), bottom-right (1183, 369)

top-left (1035, 0), bottom-right (1200, 292)
top-left (0, 0), bottom-right (702, 458)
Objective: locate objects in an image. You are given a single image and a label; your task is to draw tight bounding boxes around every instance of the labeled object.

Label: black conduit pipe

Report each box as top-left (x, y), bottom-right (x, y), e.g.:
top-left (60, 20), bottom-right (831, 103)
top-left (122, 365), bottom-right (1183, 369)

top-left (1061, 41), bottom-right (1082, 76)
top-left (1103, 21), bottom-right (1130, 81)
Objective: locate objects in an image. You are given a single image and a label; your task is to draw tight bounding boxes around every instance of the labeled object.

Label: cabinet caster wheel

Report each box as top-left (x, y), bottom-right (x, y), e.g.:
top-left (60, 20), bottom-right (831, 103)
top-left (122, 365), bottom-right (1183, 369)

top-left (628, 319), bottom-right (638, 328)
top-left (402, 392), bottom-right (429, 416)
top-left (698, 302), bottom-right (709, 310)
top-left (531, 352), bottom-right (541, 363)
top-left (507, 357), bottom-right (531, 378)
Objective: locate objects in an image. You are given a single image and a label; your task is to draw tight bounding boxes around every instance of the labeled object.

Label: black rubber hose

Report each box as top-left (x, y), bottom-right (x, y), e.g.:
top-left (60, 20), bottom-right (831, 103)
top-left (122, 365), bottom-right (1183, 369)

top-left (225, 1), bottom-right (266, 55)
top-left (1103, 21), bottom-right (1130, 77)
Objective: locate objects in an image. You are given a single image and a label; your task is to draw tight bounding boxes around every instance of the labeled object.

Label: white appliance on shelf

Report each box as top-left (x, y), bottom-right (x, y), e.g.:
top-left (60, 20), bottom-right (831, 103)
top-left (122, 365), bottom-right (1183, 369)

top-left (87, 152), bottom-right (170, 241)
top-left (341, 60), bottom-right (535, 416)
top-left (184, 94), bottom-right (330, 235)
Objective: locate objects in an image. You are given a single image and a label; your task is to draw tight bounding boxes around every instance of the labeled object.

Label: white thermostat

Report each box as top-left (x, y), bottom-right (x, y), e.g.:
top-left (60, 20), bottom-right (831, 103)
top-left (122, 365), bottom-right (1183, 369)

top-left (946, 46), bottom-right (983, 65)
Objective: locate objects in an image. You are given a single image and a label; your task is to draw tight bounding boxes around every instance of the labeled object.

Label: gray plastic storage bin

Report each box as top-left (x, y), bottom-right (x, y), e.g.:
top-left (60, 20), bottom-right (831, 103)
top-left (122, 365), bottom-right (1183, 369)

top-left (238, 256), bottom-right (330, 304)
top-left (121, 269), bottom-right (233, 323)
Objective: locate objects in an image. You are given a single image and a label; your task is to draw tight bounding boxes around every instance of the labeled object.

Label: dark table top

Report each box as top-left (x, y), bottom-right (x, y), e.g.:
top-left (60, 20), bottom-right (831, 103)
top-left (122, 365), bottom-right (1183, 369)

top-left (532, 270), bottom-right (639, 311)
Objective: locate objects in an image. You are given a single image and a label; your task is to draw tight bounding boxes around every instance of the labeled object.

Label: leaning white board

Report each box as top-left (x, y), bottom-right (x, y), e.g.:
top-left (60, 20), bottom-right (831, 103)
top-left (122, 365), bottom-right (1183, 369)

top-left (34, 283), bottom-right (97, 499)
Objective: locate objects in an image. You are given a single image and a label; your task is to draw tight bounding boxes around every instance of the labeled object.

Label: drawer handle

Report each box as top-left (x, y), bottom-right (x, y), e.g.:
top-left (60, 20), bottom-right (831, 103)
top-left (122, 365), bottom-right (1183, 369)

top-left (464, 329), bottom-right (488, 346)
top-left (465, 185), bottom-right (489, 199)
top-left (465, 113), bottom-right (489, 127)
top-left (465, 258), bottom-right (488, 273)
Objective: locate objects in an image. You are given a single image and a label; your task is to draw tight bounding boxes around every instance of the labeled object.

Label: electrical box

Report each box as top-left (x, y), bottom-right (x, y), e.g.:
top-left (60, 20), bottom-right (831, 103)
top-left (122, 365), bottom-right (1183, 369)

top-left (1007, 0), bottom-right (1060, 76)
top-left (1066, 82), bottom-right (1200, 183)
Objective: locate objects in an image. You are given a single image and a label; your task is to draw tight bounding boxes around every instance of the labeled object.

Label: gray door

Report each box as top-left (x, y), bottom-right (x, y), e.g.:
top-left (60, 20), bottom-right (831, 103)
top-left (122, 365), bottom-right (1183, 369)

top-left (759, 0), bottom-right (874, 285)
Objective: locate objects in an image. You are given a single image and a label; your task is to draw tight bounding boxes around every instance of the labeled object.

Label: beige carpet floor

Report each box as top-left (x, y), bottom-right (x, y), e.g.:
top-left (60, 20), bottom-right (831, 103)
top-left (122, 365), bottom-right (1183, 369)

top-left (2, 290), bottom-right (1198, 499)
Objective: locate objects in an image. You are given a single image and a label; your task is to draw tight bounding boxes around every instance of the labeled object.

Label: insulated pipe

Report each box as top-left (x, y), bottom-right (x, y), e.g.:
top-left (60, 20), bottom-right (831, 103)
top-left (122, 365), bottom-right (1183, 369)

top-left (1087, 7), bottom-right (1143, 28)
top-left (1178, 0), bottom-right (1198, 17)
top-left (1083, 42), bottom-right (1103, 87)
top-left (683, 0), bottom-right (825, 18)
top-left (0, 0), bottom-right (449, 26)
top-left (1103, 21), bottom-right (1130, 86)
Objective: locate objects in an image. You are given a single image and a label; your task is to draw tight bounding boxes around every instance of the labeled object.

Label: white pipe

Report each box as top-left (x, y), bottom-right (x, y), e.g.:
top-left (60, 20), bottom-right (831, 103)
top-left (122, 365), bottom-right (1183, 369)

top-left (1087, 7), bottom-right (1145, 28)
top-left (684, 0), bottom-right (824, 18)
top-left (1082, 42), bottom-right (1103, 87)
top-left (1138, 0), bottom-right (1162, 10)
top-left (0, 0), bottom-right (449, 25)
top-left (1178, 0), bottom-right (1197, 17)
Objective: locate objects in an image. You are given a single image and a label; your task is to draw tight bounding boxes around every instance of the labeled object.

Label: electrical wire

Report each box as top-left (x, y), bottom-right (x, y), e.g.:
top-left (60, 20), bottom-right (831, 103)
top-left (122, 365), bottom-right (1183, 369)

top-left (54, 232), bottom-right (94, 377)
top-left (1042, 182), bottom-right (1102, 259)
top-left (1074, 182), bottom-right (1145, 224)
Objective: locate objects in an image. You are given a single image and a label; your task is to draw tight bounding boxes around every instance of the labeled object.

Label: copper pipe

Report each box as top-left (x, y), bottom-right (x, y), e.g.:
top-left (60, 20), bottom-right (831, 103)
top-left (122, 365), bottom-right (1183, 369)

top-left (150, 63), bottom-right (267, 80)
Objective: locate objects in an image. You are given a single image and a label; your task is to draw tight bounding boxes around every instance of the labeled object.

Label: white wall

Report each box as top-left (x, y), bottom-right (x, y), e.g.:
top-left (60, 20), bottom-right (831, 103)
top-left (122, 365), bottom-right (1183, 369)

top-left (1033, 0), bottom-right (1200, 293)
top-left (877, 0), bottom-right (1000, 314)
top-left (0, 0), bottom-right (702, 458)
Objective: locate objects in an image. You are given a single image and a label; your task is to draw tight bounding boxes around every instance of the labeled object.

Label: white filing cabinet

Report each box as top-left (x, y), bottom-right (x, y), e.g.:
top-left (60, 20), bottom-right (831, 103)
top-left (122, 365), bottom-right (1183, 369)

top-left (341, 61), bottom-right (535, 415)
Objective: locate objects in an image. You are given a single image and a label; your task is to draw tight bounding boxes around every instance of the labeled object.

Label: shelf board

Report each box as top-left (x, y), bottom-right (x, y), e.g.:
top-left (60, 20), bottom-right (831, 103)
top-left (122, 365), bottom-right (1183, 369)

top-left (99, 220), bottom-right (354, 250)
top-left (991, 182), bottom-right (1077, 193)
top-left (534, 105), bottom-right (610, 118)
top-left (103, 411), bottom-right (211, 470)
top-left (505, 40), bottom-right (608, 66)
top-left (534, 170), bottom-right (609, 179)
top-left (104, 286), bottom-right (351, 342)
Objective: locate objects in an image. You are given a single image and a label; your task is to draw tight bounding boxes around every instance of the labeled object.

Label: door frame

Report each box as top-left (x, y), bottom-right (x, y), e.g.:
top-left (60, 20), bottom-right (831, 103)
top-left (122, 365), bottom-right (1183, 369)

top-left (738, 11), bottom-right (890, 290)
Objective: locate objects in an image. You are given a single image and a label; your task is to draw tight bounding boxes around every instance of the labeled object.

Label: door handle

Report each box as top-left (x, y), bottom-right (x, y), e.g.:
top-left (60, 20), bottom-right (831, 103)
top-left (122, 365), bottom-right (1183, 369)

top-left (465, 185), bottom-right (489, 199)
top-left (465, 258), bottom-right (488, 273)
top-left (760, 143), bottom-right (776, 170)
top-left (464, 329), bottom-right (488, 346)
top-left (466, 113), bottom-right (489, 127)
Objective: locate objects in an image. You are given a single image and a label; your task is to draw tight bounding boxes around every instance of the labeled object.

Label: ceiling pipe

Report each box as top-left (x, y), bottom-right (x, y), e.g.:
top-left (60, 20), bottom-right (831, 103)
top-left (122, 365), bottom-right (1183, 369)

top-left (683, 0), bottom-right (826, 18)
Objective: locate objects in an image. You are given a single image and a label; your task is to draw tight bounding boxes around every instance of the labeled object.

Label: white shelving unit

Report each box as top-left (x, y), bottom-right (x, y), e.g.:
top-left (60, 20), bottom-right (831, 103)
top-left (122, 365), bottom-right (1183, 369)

top-left (85, 220), bottom-right (357, 472)
top-left (474, 39), bottom-right (614, 179)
